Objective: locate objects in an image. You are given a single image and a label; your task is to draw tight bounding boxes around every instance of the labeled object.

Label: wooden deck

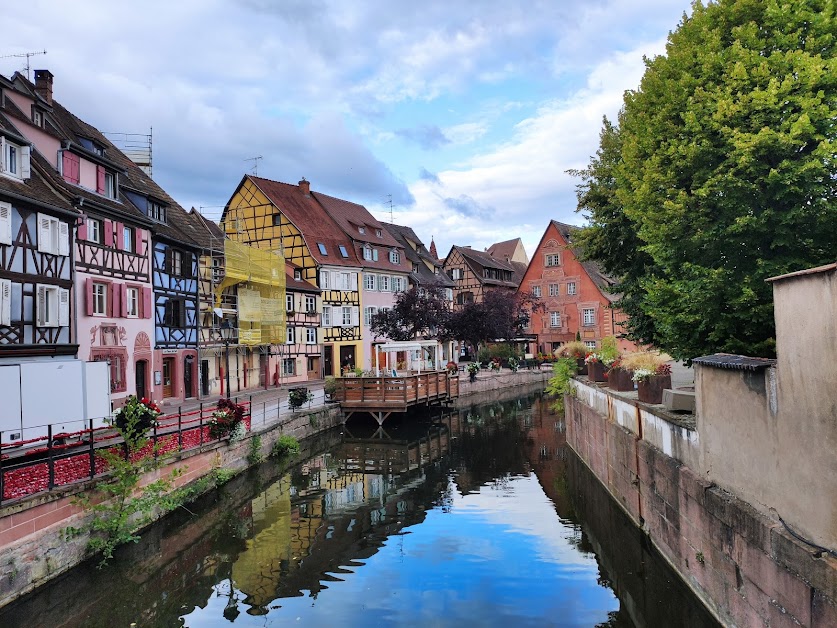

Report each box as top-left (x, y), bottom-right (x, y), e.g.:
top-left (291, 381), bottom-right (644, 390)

top-left (336, 372), bottom-right (459, 424)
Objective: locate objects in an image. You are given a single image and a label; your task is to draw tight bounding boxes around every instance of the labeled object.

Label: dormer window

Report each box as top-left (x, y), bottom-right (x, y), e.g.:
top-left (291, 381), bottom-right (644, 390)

top-left (317, 243), bottom-right (328, 256)
top-left (294, 269), bottom-right (302, 280)
top-left (389, 249), bottom-right (400, 264)
top-left (0, 137), bottom-right (30, 180)
top-left (33, 110), bottom-right (43, 127)
top-left (362, 246), bottom-right (372, 261)
top-left (376, 229), bottom-right (382, 237)
top-left (95, 166), bottom-right (117, 199)
top-left (149, 202), bottom-right (166, 223)
top-left (358, 226), bottom-right (366, 234)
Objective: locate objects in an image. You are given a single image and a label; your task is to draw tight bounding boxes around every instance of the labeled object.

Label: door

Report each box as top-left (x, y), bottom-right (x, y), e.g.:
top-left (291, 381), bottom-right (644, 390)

top-left (307, 356), bottom-right (320, 379)
top-left (200, 360), bottom-right (210, 396)
top-left (184, 355), bottom-right (194, 398)
top-left (162, 358), bottom-right (174, 398)
top-left (135, 360), bottom-right (147, 400)
top-left (324, 345), bottom-right (333, 378)
top-left (259, 354), bottom-right (267, 387)
top-left (340, 345), bottom-right (355, 374)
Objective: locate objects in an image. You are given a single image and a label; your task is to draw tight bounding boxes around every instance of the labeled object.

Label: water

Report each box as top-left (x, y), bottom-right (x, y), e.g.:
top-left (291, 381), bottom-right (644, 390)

top-left (0, 392), bottom-right (719, 627)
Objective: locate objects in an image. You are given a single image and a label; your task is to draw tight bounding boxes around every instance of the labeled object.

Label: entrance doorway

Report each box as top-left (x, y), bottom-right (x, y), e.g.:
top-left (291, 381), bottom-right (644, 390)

top-left (323, 345), bottom-right (333, 378)
top-left (184, 355), bottom-right (194, 398)
top-left (340, 345), bottom-right (355, 374)
top-left (135, 360), bottom-right (148, 399)
top-left (201, 360), bottom-right (210, 396)
top-left (162, 358), bottom-right (174, 398)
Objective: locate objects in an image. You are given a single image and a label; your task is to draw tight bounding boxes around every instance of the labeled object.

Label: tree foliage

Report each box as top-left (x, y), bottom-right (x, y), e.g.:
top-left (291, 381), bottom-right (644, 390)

top-left (574, 0), bottom-right (837, 359)
top-left (447, 289), bottom-right (542, 350)
top-left (370, 283), bottom-right (451, 341)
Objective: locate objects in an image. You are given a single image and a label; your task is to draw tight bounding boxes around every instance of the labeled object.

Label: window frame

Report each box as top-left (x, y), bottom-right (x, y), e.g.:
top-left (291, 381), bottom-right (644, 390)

top-left (92, 282), bottom-right (108, 316)
top-left (532, 285), bottom-right (541, 298)
top-left (567, 282), bottom-right (577, 296)
top-left (545, 253), bottom-right (561, 267)
top-left (379, 275), bottom-right (390, 292)
top-left (88, 218), bottom-right (102, 244)
top-left (286, 294), bottom-right (294, 312)
top-left (126, 287), bottom-right (139, 318)
top-left (304, 295), bottom-right (315, 313)
top-left (582, 308), bottom-right (596, 326)
top-left (389, 249), bottom-right (400, 264)
top-left (123, 225), bottom-right (135, 253)
top-left (286, 326), bottom-right (295, 344)
top-left (549, 283), bottom-right (559, 297)
top-left (364, 273), bottom-right (376, 291)
top-left (550, 312), bottom-right (561, 328)
top-left (306, 327), bottom-right (316, 344)
top-left (341, 306), bottom-right (352, 327)
top-left (338, 245), bottom-right (349, 258)
top-left (317, 242), bottom-right (328, 256)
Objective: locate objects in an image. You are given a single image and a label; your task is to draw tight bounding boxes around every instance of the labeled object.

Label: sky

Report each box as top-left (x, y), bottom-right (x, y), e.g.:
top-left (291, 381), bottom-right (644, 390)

top-left (1, 0), bottom-right (694, 258)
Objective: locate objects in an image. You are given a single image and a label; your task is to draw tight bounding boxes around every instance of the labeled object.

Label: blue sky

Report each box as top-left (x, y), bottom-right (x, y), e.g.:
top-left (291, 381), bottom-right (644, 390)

top-left (2, 0), bottom-right (694, 257)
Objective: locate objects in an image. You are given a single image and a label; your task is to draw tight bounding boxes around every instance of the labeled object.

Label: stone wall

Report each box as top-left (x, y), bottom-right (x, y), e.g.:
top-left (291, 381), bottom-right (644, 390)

top-left (0, 403), bottom-right (342, 609)
top-left (567, 379), bottom-right (837, 628)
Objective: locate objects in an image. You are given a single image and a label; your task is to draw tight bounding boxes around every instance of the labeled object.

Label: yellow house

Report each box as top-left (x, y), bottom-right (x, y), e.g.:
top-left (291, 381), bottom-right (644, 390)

top-left (222, 176), bottom-right (363, 377)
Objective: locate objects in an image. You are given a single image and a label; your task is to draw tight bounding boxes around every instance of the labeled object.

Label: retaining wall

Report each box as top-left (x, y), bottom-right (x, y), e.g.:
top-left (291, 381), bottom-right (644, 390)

top-left (566, 378), bottom-right (837, 628)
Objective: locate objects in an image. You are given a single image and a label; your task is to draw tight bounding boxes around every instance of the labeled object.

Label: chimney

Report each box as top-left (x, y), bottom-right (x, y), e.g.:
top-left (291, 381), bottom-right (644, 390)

top-left (34, 69), bottom-right (54, 105)
top-left (298, 178), bottom-right (310, 196)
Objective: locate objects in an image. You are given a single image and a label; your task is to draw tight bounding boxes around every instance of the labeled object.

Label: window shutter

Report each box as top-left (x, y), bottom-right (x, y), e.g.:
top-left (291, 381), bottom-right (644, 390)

top-left (37, 213), bottom-right (51, 253)
top-left (59, 288), bottom-right (70, 326)
top-left (141, 286), bottom-right (152, 319)
top-left (104, 220), bottom-right (113, 247)
top-left (120, 283), bottom-right (128, 317)
top-left (0, 201), bottom-right (11, 245)
top-left (20, 146), bottom-right (31, 179)
top-left (96, 165), bottom-right (105, 194)
top-left (115, 223), bottom-right (124, 250)
top-left (0, 137), bottom-right (5, 173)
top-left (85, 277), bottom-right (94, 316)
top-left (350, 273), bottom-right (358, 290)
top-left (58, 221), bottom-right (70, 256)
top-left (372, 249), bottom-right (378, 261)
top-left (0, 279), bottom-right (10, 326)
top-left (36, 284), bottom-right (46, 326)
top-left (135, 228), bottom-right (144, 256)
top-left (76, 217), bottom-right (87, 241)
top-left (108, 283), bottom-right (116, 317)
top-left (322, 305), bottom-right (331, 326)
top-left (351, 306), bottom-right (359, 327)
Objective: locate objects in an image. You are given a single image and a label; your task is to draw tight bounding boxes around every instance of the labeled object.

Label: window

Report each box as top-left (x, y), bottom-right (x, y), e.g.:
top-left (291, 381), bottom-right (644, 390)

top-left (104, 171), bottom-right (116, 199)
top-left (389, 249), bottom-right (400, 264)
top-left (585, 341), bottom-right (597, 349)
top-left (450, 268), bottom-right (462, 280)
top-left (33, 110), bottom-right (42, 127)
top-left (338, 245), bottom-right (349, 258)
top-left (88, 218), bottom-right (102, 244)
top-left (532, 285), bottom-right (541, 297)
top-left (92, 282), bottom-right (108, 316)
top-left (212, 258), bottom-right (224, 282)
top-left (317, 243), bottom-right (328, 256)
top-left (0, 279), bottom-right (11, 325)
top-left (123, 226), bottom-right (135, 252)
top-left (392, 276), bottom-right (404, 292)
top-left (272, 214), bottom-right (282, 227)
top-left (339, 272), bottom-right (355, 290)
top-left (126, 287), bottom-right (139, 317)
top-left (567, 282), bottom-right (577, 296)
top-left (163, 299), bottom-right (185, 327)
top-left (320, 270), bottom-right (330, 289)
top-left (583, 308), bottom-right (596, 326)
top-left (286, 294), bottom-right (294, 312)
top-left (549, 283), bottom-right (559, 297)
top-left (149, 202), bottom-right (166, 223)
top-left (379, 275), bottom-right (390, 292)
top-left (294, 269), bottom-right (302, 280)
top-left (1, 138), bottom-right (29, 180)
top-left (364, 273), bottom-right (376, 291)
top-left (282, 358), bottom-right (295, 375)
top-left (322, 305), bottom-right (331, 326)
top-left (445, 288), bottom-right (453, 302)
top-left (545, 254), bottom-right (561, 267)
top-left (376, 229), bottom-right (382, 237)
top-left (363, 246), bottom-right (372, 261)
top-left (286, 327), bottom-right (295, 344)
top-left (372, 248), bottom-right (378, 261)
top-left (306, 328), bottom-right (316, 344)
top-left (170, 250), bottom-right (183, 276)
top-left (305, 295), bottom-right (315, 313)
top-left (358, 226), bottom-right (366, 234)
top-left (364, 306), bottom-right (378, 326)
top-left (342, 306), bottom-right (353, 326)
top-left (37, 285), bottom-right (68, 327)
top-left (37, 214), bottom-right (69, 256)
top-left (550, 312), bottom-right (561, 328)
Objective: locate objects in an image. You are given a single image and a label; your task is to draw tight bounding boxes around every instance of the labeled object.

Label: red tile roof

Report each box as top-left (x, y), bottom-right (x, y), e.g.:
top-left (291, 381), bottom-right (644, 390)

top-left (285, 263), bottom-right (320, 293)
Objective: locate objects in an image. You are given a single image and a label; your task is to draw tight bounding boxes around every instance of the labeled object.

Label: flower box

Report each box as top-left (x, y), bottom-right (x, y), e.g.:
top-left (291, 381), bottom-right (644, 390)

top-left (576, 358), bottom-right (588, 375)
top-left (607, 367), bottom-right (634, 391)
top-left (588, 360), bottom-right (607, 382)
top-left (637, 374), bottom-right (672, 404)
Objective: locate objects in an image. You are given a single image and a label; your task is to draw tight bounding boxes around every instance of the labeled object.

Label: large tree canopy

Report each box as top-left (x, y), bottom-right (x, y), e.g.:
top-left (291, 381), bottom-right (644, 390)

top-left (369, 284), bottom-right (451, 341)
top-left (447, 290), bottom-right (542, 351)
top-left (575, 0), bottom-right (837, 360)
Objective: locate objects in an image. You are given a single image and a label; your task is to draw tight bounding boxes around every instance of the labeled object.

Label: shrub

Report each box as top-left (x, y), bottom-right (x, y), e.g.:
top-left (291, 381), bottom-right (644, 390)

top-left (557, 341), bottom-right (588, 359)
top-left (247, 435), bottom-right (264, 465)
top-left (288, 387), bottom-right (314, 411)
top-left (271, 434), bottom-right (300, 459)
top-left (545, 357), bottom-right (579, 412)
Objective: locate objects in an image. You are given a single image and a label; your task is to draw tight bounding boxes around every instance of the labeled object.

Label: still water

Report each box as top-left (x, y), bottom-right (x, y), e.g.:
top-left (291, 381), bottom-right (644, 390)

top-left (0, 392), bottom-right (719, 627)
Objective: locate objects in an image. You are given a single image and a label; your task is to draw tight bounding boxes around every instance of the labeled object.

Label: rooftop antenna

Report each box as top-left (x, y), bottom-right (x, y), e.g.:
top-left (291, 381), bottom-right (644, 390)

top-left (386, 193), bottom-right (393, 222)
top-left (0, 50), bottom-right (47, 80)
top-left (244, 155), bottom-right (262, 176)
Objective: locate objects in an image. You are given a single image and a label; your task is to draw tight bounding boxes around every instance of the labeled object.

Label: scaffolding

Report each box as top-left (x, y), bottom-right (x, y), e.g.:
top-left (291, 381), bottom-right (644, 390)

top-left (104, 129), bottom-right (153, 177)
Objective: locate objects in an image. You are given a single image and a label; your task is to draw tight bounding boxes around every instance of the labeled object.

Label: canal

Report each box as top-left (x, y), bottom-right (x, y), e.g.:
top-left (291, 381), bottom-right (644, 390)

top-left (0, 392), bottom-right (719, 627)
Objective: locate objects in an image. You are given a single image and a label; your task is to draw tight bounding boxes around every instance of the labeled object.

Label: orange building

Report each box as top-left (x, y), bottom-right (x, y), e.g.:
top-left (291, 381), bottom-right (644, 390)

top-left (520, 221), bottom-right (637, 355)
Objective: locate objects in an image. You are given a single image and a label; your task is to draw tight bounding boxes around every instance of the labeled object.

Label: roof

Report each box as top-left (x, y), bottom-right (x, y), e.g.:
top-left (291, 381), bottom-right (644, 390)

top-left (487, 237), bottom-right (528, 264)
top-left (242, 176), bottom-right (360, 268)
top-left (3, 72), bottom-right (200, 250)
top-left (311, 191), bottom-right (407, 273)
top-left (380, 222), bottom-right (454, 287)
top-left (692, 354), bottom-right (776, 371)
top-left (767, 262), bottom-right (837, 283)
top-left (285, 263), bottom-right (319, 293)
top-left (449, 245), bottom-right (520, 289)
top-left (188, 208), bottom-right (226, 252)
top-left (549, 220), bottom-right (619, 302)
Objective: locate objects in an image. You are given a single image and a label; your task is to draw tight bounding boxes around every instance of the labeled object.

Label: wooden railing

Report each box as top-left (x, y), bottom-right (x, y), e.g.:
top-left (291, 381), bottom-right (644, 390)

top-left (335, 372), bottom-right (459, 407)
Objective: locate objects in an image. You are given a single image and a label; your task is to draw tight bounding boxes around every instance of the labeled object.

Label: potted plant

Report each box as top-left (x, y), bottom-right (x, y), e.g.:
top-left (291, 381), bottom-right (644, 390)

top-left (466, 362), bottom-right (480, 382)
top-left (585, 353), bottom-right (607, 382)
top-left (488, 358), bottom-right (501, 372)
top-left (323, 376), bottom-right (339, 402)
top-left (114, 396), bottom-right (162, 443)
top-left (288, 387), bottom-right (314, 411)
top-left (208, 398), bottom-right (245, 440)
top-left (559, 341), bottom-right (589, 375)
top-left (606, 358), bottom-right (635, 391)
top-left (508, 357), bottom-right (519, 373)
top-left (621, 352), bottom-right (672, 404)
top-left (446, 361), bottom-right (459, 376)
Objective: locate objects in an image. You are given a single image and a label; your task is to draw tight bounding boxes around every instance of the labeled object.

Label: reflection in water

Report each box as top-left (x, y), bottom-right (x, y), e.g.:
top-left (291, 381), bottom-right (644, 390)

top-left (0, 393), bottom-right (718, 627)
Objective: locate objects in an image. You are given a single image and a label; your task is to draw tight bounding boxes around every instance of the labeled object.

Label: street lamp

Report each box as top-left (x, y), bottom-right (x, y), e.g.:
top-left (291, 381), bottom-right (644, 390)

top-left (219, 319), bottom-right (234, 399)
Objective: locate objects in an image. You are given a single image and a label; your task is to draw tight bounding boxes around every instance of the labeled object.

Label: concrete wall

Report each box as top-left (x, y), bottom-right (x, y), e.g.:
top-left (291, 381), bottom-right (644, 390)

top-left (696, 266), bottom-right (837, 550)
top-left (567, 381), bottom-right (837, 628)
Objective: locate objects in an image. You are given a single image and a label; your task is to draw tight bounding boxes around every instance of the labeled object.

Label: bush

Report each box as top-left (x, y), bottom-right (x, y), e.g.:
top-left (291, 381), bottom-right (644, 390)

top-left (271, 434), bottom-right (300, 459)
top-left (545, 357), bottom-right (579, 413)
top-left (288, 388), bottom-right (314, 411)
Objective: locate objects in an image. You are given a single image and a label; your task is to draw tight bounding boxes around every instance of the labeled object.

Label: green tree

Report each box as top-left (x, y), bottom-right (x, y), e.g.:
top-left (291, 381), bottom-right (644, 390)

top-left (370, 283), bottom-right (451, 341)
top-left (576, 0), bottom-right (837, 359)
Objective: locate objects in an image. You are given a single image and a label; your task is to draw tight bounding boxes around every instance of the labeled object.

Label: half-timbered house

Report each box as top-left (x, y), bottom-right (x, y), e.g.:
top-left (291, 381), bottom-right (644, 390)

top-left (442, 245), bottom-right (521, 308)
top-left (223, 176), bottom-right (361, 378)
top-left (283, 263), bottom-right (322, 383)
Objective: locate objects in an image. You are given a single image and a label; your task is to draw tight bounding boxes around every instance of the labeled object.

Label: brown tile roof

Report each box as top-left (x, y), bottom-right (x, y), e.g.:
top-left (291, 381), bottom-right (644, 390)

top-left (550, 220), bottom-right (619, 302)
top-left (451, 245), bottom-right (520, 289)
top-left (244, 176), bottom-right (360, 268)
top-left (380, 222), bottom-right (454, 287)
top-left (285, 263), bottom-right (320, 293)
top-left (188, 208), bottom-right (226, 251)
top-left (487, 238), bottom-right (526, 263)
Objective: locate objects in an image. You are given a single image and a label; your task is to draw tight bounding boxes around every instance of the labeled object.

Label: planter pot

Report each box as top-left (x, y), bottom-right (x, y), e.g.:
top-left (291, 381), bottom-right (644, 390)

top-left (469, 372), bottom-right (477, 383)
top-left (637, 374), bottom-right (672, 404)
top-left (607, 367), bottom-right (635, 392)
top-left (115, 411), bottom-right (155, 440)
top-left (588, 361), bottom-right (607, 382)
top-left (575, 358), bottom-right (588, 375)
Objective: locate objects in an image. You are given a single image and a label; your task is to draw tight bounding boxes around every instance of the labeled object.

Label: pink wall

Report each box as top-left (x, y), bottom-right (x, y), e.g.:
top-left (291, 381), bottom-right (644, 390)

top-left (79, 158), bottom-right (97, 191)
top-left (361, 286), bottom-right (399, 370)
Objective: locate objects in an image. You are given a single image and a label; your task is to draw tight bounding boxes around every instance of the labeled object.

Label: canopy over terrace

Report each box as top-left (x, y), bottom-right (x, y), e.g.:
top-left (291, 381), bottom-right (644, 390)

top-left (374, 340), bottom-right (441, 374)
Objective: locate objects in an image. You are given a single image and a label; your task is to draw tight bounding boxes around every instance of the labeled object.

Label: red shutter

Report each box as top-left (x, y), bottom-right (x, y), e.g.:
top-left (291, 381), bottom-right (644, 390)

top-left (116, 223), bottom-right (124, 251)
top-left (77, 219), bottom-right (87, 241)
top-left (135, 228), bottom-right (144, 256)
top-left (104, 220), bottom-right (113, 247)
top-left (63, 152), bottom-right (80, 184)
top-left (96, 165), bottom-right (105, 194)
top-left (141, 287), bottom-right (152, 319)
top-left (109, 283), bottom-right (117, 317)
top-left (85, 277), bottom-right (94, 316)
top-left (120, 284), bottom-right (128, 317)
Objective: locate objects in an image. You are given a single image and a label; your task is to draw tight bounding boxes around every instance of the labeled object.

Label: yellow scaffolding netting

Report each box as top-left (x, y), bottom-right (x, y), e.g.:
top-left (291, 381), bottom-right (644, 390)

top-left (217, 239), bottom-right (286, 345)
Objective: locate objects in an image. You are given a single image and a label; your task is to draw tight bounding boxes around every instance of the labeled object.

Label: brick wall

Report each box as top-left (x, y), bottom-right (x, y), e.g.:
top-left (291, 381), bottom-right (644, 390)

top-left (566, 381), bottom-right (837, 628)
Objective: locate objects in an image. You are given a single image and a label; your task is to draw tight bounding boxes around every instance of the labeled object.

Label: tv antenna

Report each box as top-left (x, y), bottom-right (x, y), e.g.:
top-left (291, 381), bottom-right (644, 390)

top-left (0, 50), bottom-right (47, 80)
top-left (244, 155), bottom-right (262, 176)
top-left (386, 193), bottom-right (394, 222)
